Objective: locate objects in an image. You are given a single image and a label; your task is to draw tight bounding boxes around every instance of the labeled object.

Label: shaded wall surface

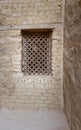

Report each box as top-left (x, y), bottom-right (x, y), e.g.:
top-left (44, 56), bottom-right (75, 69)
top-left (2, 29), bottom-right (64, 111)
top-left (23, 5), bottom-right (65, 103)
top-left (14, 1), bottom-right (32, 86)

top-left (0, 0), bottom-right (64, 110)
top-left (64, 0), bottom-right (81, 129)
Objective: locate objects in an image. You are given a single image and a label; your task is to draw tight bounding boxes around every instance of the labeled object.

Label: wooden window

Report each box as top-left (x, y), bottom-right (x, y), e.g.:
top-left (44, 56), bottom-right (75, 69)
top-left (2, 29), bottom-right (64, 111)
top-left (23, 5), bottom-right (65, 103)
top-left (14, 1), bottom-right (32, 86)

top-left (22, 30), bottom-right (52, 75)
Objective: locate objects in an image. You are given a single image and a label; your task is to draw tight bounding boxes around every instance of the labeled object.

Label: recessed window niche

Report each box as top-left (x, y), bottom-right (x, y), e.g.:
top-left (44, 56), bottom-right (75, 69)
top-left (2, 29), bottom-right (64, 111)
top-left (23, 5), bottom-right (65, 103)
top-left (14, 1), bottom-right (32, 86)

top-left (21, 29), bottom-right (52, 75)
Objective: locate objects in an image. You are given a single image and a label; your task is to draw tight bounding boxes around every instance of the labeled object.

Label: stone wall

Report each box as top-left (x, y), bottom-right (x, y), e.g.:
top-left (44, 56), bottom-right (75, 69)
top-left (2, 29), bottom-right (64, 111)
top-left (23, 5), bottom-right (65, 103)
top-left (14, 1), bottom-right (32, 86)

top-left (0, 0), bottom-right (64, 110)
top-left (0, 0), bottom-right (63, 26)
top-left (64, 0), bottom-right (81, 129)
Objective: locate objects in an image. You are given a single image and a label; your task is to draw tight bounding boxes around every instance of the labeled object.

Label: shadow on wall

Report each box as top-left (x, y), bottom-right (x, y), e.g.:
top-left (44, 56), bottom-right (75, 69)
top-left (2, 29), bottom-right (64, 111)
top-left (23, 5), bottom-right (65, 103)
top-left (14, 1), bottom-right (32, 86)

top-left (0, 72), bottom-right (15, 95)
top-left (0, 63), bottom-right (15, 108)
top-left (0, 34), bottom-right (16, 97)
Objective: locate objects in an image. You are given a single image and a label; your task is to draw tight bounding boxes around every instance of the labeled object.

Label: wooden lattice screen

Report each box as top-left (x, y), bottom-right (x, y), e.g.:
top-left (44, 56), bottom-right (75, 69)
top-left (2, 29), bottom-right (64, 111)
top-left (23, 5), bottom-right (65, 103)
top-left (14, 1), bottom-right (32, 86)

top-left (22, 30), bottom-right (52, 75)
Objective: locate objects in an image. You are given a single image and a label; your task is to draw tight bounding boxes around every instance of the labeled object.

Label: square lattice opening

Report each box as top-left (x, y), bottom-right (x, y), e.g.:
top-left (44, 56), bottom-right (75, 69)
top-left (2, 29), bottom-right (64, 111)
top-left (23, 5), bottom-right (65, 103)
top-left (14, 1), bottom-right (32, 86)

top-left (21, 29), bottom-right (52, 75)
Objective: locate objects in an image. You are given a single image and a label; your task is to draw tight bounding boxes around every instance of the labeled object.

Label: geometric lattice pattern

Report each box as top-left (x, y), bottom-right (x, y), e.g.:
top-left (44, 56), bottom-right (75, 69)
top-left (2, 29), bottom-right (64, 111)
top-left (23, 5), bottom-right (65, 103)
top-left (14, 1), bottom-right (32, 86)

top-left (22, 30), bottom-right (52, 75)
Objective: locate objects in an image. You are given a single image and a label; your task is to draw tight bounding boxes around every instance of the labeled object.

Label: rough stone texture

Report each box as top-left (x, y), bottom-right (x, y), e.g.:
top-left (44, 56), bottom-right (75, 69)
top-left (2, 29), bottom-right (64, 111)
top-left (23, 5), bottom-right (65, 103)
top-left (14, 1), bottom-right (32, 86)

top-left (0, 0), bottom-right (64, 110)
top-left (0, 26), bottom-right (63, 110)
top-left (64, 0), bottom-right (81, 129)
top-left (0, 31), bottom-right (15, 95)
top-left (0, 0), bottom-right (63, 26)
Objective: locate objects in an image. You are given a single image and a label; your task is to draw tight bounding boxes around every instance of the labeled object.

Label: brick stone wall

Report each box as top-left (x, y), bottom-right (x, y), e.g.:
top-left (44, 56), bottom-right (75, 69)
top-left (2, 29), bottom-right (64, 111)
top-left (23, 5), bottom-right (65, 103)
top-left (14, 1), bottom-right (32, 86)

top-left (0, 0), bottom-right (63, 26)
top-left (0, 0), bottom-right (64, 110)
top-left (64, 0), bottom-right (81, 129)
